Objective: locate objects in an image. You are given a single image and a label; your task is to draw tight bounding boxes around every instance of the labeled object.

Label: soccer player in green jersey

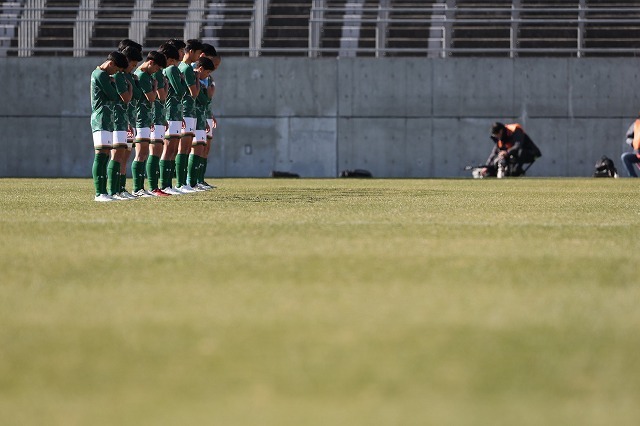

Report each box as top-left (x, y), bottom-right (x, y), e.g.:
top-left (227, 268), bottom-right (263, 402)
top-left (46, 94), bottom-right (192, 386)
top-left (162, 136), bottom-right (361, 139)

top-left (91, 51), bottom-right (128, 202)
top-left (159, 42), bottom-right (186, 195)
top-left (147, 59), bottom-right (170, 197)
top-left (108, 53), bottom-right (135, 200)
top-left (198, 44), bottom-right (221, 190)
top-left (116, 46), bottom-right (144, 199)
top-left (132, 50), bottom-right (166, 197)
top-left (174, 39), bottom-right (204, 193)
top-left (189, 48), bottom-right (218, 190)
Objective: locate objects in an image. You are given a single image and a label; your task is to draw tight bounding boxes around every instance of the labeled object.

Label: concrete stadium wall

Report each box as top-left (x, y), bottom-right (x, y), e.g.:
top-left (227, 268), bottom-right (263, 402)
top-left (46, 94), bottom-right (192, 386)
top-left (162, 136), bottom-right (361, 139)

top-left (1, 57), bottom-right (637, 178)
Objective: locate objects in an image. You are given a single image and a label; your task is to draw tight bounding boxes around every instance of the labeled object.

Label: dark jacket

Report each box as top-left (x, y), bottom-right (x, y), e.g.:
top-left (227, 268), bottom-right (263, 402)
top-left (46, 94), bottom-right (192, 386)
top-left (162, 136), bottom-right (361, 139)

top-left (486, 124), bottom-right (541, 166)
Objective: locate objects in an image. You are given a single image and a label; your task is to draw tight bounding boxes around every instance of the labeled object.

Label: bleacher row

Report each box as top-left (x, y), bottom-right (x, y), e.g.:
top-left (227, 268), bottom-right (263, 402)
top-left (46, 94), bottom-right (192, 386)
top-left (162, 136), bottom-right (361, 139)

top-left (2, 0), bottom-right (640, 57)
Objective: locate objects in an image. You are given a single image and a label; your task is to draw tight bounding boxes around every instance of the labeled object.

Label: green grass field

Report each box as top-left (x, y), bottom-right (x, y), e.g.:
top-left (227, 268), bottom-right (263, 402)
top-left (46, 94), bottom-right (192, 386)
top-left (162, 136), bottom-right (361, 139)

top-left (1, 178), bottom-right (639, 425)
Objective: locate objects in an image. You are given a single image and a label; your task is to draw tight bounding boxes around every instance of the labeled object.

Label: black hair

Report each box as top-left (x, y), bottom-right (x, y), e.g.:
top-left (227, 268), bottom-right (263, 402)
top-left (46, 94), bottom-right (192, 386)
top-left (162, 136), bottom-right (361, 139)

top-left (201, 43), bottom-right (218, 57)
top-left (166, 38), bottom-right (186, 50)
top-left (146, 50), bottom-right (167, 68)
top-left (107, 51), bottom-right (129, 69)
top-left (118, 39), bottom-right (142, 53)
top-left (121, 45), bottom-right (143, 62)
top-left (196, 56), bottom-right (215, 71)
top-left (491, 122), bottom-right (505, 137)
top-left (185, 39), bottom-right (204, 52)
top-left (159, 43), bottom-right (180, 61)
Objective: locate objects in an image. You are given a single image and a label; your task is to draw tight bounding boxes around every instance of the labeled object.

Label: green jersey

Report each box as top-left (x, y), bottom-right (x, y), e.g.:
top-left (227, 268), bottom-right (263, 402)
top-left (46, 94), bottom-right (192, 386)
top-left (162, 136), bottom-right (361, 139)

top-left (90, 67), bottom-right (121, 132)
top-left (163, 65), bottom-right (186, 121)
top-left (112, 72), bottom-right (130, 132)
top-left (134, 68), bottom-right (155, 128)
top-left (125, 72), bottom-right (142, 129)
top-left (195, 76), bottom-right (212, 130)
top-left (178, 61), bottom-right (198, 118)
top-left (152, 70), bottom-right (165, 126)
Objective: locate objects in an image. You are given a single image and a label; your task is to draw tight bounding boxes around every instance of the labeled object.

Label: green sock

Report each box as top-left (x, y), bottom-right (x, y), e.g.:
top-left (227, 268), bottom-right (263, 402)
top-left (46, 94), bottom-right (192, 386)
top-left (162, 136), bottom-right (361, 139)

top-left (146, 155), bottom-right (160, 190)
top-left (100, 154), bottom-right (109, 194)
top-left (159, 159), bottom-right (171, 189)
top-left (132, 161), bottom-right (144, 192)
top-left (188, 154), bottom-right (196, 187)
top-left (92, 153), bottom-right (107, 196)
top-left (107, 160), bottom-right (121, 195)
top-left (170, 160), bottom-right (176, 187)
top-left (201, 157), bottom-right (208, 184)
top-left (138, 161), bottom-right (146, 191)
top-left (175, 153), bottom-right (187, 187)
top-left (120, 171), bottom-right (127, 193)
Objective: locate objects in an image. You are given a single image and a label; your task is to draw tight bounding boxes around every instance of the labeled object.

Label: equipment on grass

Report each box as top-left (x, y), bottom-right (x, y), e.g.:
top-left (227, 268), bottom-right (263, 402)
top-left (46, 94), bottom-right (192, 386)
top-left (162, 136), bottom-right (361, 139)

top-left (270, 170), bottom-right (300, 178)
top-left (593, 156), bottom-right (619, 178)
top-left (339, 169), bottom-right (372, 178)
top-left (465, 158), bottom-right (537, 179)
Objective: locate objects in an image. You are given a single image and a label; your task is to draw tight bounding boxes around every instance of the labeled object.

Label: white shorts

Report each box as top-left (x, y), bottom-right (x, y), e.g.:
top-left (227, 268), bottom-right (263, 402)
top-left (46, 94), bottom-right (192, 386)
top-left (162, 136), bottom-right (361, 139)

top-left (113, 130), bottom-right (128, 147)
top-left (182, 116), bottom-right (196, 136)
top-left (194, 130), bottom-right (207, 145)
top-left (150, 123), bottom-right (165, 143)
top-left (126, 127), bottom-right (135, 150)
top-left (93, 131), bottom-right (113, 149)
top-left (206, 119), bottom-right (214, 140)
top-left (135, 127), bottom-right (151, 142)
top-left (166, 120), bottom-right (182, 138)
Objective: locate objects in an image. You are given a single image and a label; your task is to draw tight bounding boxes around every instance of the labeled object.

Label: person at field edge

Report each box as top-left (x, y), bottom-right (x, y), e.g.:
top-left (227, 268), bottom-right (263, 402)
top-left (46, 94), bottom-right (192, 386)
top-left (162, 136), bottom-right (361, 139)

top-left (159, 41), bottom-right (187, 195)
top-left (90, 51), bottom-right (128, 202)
top-left (175, 39), bottom-right (204, 193)
top-left (480, 122), bottom-right (542, 178)
top-left (197, 43), bottom-right (221, 190)
top-left (621, 114), bottom-right (640, 177)
top-left (189, 44), bottom-right (219, 190)
top-left (107, 50), bottom-right (135, 200)
top-left (132, 50), bottom-right (167, 196)
top-left (118, 45), bottom-right (144, 199)
top-left (146, 45), bottom-right (171, 197)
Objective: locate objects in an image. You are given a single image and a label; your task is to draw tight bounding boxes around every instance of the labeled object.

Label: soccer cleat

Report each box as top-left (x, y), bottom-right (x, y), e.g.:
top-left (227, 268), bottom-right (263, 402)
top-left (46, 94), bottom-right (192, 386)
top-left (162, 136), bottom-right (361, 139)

top-left (162, 187), bottom-right (182, 195)
top-left (111, 193), bottom-right (128, 201)
top-left (133, 189), bottom-right (153, 198)
top-left (120, 190), bottom-right (138, 200)
top-left (201, 181), bottom-right (216, 189)
top-left (94, 194), bottom-right (115, 202)
top-left (176, 184), bottom-right (197, 194)
top-left (151, 188), bottom-right (171, 197)
top-left (193, 183), bottom-right (207, 191)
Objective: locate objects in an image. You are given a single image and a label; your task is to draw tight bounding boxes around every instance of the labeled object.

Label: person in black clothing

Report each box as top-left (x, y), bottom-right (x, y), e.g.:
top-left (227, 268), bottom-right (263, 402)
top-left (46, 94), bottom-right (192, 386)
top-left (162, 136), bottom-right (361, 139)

top-left (480, 122), bottom-right (542, 177)
top-left (621, 116), bottom-right (640, 177)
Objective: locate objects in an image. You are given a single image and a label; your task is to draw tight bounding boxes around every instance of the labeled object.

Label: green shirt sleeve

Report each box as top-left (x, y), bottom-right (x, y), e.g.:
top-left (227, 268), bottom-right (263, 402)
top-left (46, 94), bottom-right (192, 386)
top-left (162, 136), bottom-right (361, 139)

top-left (138, 72), bottom-right (153, 94)
top-left (113, 72), bottom-right (128, 94)
top-left (153, 70), bottom-right (165, 90)
top-left (97, 71), bottom-right (121, 102)
top-left (183, 66), bottom-right (197, 87)
top-left (168, 67), bottom-right (186, 97)
top-left (127, 74), bottom-right (143, 100)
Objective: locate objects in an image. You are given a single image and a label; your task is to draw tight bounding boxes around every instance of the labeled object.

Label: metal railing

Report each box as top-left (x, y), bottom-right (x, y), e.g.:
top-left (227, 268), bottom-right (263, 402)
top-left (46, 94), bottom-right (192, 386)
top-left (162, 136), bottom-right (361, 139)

top-left (5, 2), bottom-right (640, 57)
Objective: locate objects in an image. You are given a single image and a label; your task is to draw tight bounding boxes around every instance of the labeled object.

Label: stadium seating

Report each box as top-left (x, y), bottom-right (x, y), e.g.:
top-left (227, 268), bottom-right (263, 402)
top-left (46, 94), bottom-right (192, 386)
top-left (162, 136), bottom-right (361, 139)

top-left (316, 0), bottom-right (345, 57)
top-left (385, 0), bottom-right (443, 57)
top-left (517, 1), bottom-right (581, 57)
top-left (33, 0), bottom-right (80, 55)
top-left (0, 0), bottom-right (20, 55)
top-left (584, 0), bottom-right (640, 57)
top-left (89, 0), bottom-right (134, 51)
top-left (145, 0), bottom-right (190, 48)
top-left (261, 0), bottom-right (312, 55)
top-left (451, 0), bottom-right (514, 57)
top-left (3, 0), bottom-right (640, 57)
top-left (202, 0), bottom-right (254, 56)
